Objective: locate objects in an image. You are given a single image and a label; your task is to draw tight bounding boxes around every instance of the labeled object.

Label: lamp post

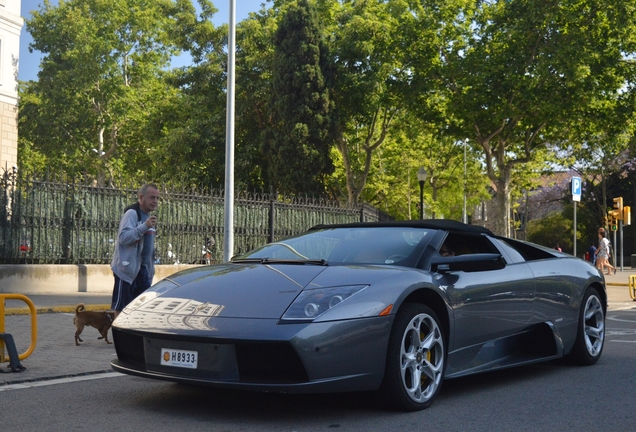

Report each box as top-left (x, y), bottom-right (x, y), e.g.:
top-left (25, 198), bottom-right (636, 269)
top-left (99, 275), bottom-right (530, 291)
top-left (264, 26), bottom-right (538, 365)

top-left (223, 0), bottom-right (237, 262)
top-left (463, 139), bottom-right (467, 224)
top-left (417, 167), bottom-right (427, 220)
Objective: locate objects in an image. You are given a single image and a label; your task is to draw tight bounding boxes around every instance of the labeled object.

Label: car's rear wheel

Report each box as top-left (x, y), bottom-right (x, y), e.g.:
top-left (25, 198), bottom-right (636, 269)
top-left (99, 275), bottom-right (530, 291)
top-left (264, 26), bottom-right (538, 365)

top-left (567, 287), bottom-right (605, 365)
top-left (380, 303), bottom-right (445, 411)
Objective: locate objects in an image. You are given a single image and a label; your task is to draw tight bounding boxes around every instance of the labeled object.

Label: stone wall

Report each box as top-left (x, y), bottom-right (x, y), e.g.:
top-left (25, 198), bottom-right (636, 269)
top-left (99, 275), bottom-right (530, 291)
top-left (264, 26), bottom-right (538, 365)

top-left (0, 264), bottom-right (201, 294)
top-left (0, 0), bottom-right (23, 170)
top-left (0, 101), bottom-right (18, 168)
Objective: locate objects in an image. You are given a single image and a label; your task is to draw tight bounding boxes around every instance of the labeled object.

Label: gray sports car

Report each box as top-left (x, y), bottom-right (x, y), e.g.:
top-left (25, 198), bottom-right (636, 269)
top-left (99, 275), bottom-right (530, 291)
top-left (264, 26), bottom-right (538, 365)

top-left (111, 220), bottom-right (606, 411)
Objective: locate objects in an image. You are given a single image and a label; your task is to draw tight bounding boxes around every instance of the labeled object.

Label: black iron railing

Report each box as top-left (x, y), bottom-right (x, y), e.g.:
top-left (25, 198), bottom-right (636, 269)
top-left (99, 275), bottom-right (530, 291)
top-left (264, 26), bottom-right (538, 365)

top-left (0, 169), bottom-right (391, 264)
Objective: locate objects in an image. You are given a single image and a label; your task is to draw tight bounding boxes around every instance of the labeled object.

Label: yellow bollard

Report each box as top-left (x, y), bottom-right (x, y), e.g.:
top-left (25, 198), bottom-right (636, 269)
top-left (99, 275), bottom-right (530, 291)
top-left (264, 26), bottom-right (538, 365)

top-left (0, 294), bottom-right (38, 363)
top-left (630, 275), bottom-right (636, 301)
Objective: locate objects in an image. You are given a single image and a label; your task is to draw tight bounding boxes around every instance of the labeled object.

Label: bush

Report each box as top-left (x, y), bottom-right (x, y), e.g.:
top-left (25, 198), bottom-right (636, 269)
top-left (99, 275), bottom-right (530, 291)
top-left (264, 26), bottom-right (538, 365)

top-left (527, 212), bottom-right (577, 254)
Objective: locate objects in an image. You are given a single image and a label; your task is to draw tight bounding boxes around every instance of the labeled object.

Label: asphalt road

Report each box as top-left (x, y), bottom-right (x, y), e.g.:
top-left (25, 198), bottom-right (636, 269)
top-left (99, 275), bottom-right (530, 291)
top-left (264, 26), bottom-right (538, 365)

top-left (1, 308), bottom-right (636, 431)
top-left (2, 269), bottom-right (636, 431)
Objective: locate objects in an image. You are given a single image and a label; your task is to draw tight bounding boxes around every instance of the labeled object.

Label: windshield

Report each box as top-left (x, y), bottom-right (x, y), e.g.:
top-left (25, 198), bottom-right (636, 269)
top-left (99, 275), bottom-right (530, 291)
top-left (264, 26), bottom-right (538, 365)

top-left (236, 227), bottom-right (433, 266)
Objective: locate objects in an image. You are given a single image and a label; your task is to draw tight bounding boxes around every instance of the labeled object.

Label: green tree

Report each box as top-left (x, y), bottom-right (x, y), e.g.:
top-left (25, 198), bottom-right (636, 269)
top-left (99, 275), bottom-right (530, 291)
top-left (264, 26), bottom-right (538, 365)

top-left (345, 113), bottom-right (491, 221)
top-left (527, 211), bottom-right (575, 253)
top-left (564, 87), bottom-right (635, 232)
top-left (235, 4), bottom-right (280, 191)
top-left (19, 0), bottom-right (205, 184)
top-left (145, 1), bottom-right (233, 188)
top-left (327, 0), bottom-right (412, 205)
top-left (410, 0), bottom-right (636, 235)
top-left (263, 0), bottom-right (334, 194)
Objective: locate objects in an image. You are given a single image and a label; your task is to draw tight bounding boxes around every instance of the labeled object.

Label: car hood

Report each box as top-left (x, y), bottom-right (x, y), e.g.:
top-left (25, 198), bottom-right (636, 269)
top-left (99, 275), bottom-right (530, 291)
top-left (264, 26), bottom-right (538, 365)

top-left (120, 263), bottom-right (404, 321)
top-left (123, 263), bottom-right (328, 319)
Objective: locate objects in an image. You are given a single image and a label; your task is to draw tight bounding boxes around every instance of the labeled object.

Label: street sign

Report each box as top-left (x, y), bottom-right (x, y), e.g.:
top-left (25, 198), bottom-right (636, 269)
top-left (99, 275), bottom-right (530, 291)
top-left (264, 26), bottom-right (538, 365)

top-left (571, 177), bottom-right (581, 202)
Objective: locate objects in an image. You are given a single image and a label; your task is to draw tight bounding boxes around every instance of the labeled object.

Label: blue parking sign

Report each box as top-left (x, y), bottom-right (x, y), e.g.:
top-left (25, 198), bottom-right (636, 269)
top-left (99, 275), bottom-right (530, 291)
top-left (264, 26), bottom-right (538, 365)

top-left (571, 176), bottom-right (581, 201)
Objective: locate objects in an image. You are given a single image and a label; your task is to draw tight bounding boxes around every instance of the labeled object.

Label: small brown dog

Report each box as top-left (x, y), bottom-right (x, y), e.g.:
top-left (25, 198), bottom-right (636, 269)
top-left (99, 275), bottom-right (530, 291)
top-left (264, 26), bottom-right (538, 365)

top-left (73, 303), bottom-right (115, 346)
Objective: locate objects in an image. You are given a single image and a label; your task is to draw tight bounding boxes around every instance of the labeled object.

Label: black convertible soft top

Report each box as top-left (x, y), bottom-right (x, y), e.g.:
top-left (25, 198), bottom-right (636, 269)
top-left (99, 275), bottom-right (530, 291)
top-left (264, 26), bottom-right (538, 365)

top-left (309, 219), bottom-right (494, 236)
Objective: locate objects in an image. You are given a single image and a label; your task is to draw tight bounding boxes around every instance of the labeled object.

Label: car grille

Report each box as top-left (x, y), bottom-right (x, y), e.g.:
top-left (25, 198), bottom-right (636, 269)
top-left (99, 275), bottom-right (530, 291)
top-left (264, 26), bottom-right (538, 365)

top-left (113, 328), bottom-right (309, 384)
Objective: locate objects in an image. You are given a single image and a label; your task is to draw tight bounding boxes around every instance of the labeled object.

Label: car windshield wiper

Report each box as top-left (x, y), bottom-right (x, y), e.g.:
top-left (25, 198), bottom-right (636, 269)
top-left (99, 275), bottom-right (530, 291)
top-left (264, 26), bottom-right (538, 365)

top-left (232, 258), bottom-right (328, 266)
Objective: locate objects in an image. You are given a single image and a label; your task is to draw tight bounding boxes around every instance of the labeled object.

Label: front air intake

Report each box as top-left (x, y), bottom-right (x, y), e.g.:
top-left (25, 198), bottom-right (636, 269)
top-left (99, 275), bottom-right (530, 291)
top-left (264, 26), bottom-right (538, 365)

top-left (112, 328), bottom-right (145, 368)
top-left (235, 342), bottom-right (309, 383)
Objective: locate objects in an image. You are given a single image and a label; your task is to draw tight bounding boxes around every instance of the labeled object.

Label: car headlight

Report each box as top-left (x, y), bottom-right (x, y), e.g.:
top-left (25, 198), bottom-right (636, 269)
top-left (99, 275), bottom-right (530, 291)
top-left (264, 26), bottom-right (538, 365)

top-left (281, 285), bottom-right (368, 322)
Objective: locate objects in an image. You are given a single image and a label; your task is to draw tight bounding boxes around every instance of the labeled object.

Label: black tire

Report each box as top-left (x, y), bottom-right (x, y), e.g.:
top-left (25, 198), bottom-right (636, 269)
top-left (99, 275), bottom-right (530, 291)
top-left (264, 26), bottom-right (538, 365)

top-left (379, 303), bottom-right (446, 411)
top-left (567, 287), bottom-right (605, 365)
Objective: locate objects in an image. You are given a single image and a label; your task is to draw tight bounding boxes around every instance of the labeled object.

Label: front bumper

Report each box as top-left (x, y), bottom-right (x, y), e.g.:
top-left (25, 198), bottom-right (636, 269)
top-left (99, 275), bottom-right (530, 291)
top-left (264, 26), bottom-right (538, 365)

top-left (111, 315), bottom-right (393, 393)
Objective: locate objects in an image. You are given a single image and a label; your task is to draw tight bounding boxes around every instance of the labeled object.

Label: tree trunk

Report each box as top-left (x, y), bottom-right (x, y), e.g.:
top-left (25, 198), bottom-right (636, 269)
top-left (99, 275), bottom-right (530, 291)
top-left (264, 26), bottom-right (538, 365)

top-left (493, 174), bottom-right (512, 237)
top-left (431, 177), bottom-right (437, 220)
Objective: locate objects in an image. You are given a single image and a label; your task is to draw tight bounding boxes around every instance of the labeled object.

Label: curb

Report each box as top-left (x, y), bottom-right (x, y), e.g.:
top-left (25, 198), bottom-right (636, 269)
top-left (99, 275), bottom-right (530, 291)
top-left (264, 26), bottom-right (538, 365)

top-left (3, 304), bottom-right (111, 316)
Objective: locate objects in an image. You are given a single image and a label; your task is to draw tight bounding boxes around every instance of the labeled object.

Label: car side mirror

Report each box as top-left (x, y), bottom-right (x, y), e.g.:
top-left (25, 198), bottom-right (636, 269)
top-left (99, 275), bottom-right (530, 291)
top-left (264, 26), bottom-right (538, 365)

top-left (431, 253), bottom-right (505, 273)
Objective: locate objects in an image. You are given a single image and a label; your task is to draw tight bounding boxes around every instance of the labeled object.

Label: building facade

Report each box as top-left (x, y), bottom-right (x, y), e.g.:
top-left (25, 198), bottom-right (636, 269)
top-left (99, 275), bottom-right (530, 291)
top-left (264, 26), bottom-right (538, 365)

top-left (0, 0), bottom-right (23, 171)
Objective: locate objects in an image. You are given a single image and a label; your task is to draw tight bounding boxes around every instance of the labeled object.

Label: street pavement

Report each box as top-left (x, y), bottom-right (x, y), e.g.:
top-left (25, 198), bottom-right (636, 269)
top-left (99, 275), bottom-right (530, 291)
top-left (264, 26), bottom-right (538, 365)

top-left (1, 267), bottom-right (636, 388)
top-left (1, 293), bottom-right (114, 388)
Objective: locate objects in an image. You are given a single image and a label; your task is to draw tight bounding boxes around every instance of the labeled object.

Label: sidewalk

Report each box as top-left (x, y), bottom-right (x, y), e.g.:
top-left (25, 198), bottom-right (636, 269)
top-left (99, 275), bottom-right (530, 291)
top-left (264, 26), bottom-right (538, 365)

top-left (601, 267), bottom-right (636, 309)
top-left (1, 293), bottom-right (116, 388)
top-left (1, 268), bottom-right (636, 388)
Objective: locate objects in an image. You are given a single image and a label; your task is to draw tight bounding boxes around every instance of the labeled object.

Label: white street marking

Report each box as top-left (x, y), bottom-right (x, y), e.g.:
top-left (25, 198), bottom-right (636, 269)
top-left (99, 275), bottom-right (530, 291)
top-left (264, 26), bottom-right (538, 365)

top-left (0, 372), bottom-right (123, 392)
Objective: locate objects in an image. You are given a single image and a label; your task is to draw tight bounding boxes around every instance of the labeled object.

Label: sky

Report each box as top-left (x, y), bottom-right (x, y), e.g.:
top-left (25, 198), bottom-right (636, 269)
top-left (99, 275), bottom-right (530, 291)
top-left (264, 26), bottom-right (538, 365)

top-left (19, 0), bottom-right (267, 82)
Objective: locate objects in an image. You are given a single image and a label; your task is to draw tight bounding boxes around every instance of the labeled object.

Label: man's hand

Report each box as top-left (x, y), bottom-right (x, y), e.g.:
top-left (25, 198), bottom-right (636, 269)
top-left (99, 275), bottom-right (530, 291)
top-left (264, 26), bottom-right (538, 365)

top-left (146, 215), bottom-right (157, 228)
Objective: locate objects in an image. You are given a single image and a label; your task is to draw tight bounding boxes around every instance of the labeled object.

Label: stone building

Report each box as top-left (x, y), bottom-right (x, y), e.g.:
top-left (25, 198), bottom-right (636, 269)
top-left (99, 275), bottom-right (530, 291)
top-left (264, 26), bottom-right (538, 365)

top-left (0, 0), bottom-right (23, 171)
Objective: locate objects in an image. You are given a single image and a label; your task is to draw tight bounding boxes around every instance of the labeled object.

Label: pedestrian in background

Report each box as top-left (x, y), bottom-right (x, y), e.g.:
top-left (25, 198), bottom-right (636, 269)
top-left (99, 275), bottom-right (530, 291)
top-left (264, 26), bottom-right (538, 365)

top-left (110, 184), bottom-right (159, 317)
top-left (596, 228), bottom-right (615, 275)
top-left (587, 242), bottom-right (597, 265)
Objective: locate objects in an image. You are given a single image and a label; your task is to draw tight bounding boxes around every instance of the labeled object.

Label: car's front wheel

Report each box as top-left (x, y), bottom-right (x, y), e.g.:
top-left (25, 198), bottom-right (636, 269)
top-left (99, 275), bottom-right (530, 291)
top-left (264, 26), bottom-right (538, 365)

top-left (380, 303), bottom-right (446, 411)
top-left (567, 286), bottom-right (605, 365)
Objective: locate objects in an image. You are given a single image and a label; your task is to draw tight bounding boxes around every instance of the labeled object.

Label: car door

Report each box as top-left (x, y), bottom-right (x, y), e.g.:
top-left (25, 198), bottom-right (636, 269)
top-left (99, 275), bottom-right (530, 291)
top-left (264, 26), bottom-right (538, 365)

top-left (492, 236), bottom-right (582, 324)
top-left (525, 259), bottom-right (581, 322)
top-left (433, 232), bottom-right (536, 351)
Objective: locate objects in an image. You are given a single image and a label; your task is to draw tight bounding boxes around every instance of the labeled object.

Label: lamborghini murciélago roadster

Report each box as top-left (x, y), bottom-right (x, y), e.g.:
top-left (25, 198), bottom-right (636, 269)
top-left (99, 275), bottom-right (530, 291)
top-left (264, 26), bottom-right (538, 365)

top-left (111, 219), bottom-right (606, 411)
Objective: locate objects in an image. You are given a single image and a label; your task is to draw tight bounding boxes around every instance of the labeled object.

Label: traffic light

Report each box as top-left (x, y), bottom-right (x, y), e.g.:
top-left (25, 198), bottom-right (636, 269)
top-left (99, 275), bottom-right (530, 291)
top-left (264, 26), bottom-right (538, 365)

top-left (609, 210), bottom-right (620, 231)
top-left (603, 215), bottom-right (609, 227)
top-left (624, 206), bottom-right (632, 226)
top-left (613, 197), bottom-right (624, 221)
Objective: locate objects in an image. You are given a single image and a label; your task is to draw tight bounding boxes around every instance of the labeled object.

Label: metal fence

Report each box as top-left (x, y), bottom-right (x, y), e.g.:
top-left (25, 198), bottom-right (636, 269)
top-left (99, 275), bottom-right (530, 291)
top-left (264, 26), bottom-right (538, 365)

top-left (0, 169), bottom-right (391, 265)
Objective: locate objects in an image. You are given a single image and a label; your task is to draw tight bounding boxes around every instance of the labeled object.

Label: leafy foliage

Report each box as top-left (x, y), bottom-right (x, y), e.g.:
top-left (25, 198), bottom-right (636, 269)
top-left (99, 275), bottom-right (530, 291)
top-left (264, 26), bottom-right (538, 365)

top-left (16, 0), bottom-right (636, 236)
top-left (19, 0), bottom-right (203, 184)
top-left (527, 212), bottom-right (575, 254)
top-left (411, 0), bottom-right (636, 234)
top-left (262, 0), bottom-right (334, 194)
